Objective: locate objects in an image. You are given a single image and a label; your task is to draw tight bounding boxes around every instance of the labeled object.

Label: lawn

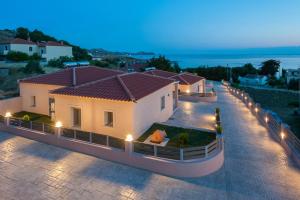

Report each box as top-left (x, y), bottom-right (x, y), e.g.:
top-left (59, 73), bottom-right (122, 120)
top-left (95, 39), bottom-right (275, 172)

top-left (13, 111), bottom-right (54, 125)
top-left (137, 123), bottom-right (216, 148)
top-left (240, 86), bottom-right (300, 139)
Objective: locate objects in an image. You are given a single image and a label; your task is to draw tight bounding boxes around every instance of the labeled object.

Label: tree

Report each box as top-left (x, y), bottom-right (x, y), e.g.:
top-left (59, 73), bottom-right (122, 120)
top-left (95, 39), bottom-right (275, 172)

top-left (23, 60), bottom-right (44, 74)
top-left (28, 53), bottom-right (41, 61)
top-left (6, 51), bottom-right (29, 61)
top-left (260, 59), bottom-right (280, 76)
top-left (29, 29), bottom-right (57, 42)
top-left (16, 27), bottom-right (29, 39)
top-left (148, 56), bottom-right (177, 72)
top-left (173, 62), bottom-right (181, 73)
top-left (72, 46), bottom-right (92, 61)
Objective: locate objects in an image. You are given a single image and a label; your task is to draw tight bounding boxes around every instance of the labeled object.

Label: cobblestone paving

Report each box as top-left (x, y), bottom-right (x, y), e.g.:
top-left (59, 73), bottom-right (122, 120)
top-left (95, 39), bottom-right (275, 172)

top-left (1, 84), bottom-right (300, 200)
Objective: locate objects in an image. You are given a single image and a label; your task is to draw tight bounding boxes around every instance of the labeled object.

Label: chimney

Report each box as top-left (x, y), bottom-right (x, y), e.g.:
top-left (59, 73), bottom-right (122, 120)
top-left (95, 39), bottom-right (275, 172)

top-left (72, 67), bottom-right (76, 86)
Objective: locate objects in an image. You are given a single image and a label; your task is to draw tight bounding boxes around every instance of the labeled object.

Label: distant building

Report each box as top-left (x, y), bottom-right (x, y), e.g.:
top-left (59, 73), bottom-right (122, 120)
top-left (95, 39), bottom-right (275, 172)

top-left (0, 38), bottom-right (73, 61)
top-left (286, 68), bottom-right (300, 83)
top-left (238, 74), bottom-right (268, 86)
top-left (63, 61), bottom-right (90, 68)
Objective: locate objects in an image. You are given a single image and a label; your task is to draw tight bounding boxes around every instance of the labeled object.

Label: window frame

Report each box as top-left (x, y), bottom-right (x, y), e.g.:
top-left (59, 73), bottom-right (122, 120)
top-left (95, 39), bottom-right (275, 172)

top-left (104, 111), bottom-right (114, 127)
top-left (161, 96), bottom-right (166, 111)
top-left (71, 107), bottom-right (81, 128)
top-left (31, 96), bottom-right (36, 107)
top-left (29, 46), bottom-right (33, 52)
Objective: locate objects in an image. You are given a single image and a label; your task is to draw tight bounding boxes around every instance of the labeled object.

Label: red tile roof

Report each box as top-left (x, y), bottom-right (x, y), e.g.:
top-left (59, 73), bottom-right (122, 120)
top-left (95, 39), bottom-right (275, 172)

top-left (144, 69), bottom-right (177, 78)
top-left (51, 73), bottom-right (175, 101)
top-left (1, 38), bottom-right (36, 45)
top-left (37, 41), bottom-right (69, 47)
top-left (144, 70), bottom-right (204, 85)
top-left (20, 66), bottom-right (124, 86)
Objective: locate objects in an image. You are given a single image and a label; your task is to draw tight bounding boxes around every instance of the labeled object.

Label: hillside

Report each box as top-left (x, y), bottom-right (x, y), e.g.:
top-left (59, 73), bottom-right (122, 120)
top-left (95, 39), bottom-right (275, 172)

top-left (0, 29), bottom-right (15, 42)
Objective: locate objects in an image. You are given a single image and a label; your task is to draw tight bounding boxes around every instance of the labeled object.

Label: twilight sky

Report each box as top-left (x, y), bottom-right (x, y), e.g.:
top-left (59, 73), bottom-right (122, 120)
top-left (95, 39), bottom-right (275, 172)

top-left (1, 0), bottom-right (300, 52)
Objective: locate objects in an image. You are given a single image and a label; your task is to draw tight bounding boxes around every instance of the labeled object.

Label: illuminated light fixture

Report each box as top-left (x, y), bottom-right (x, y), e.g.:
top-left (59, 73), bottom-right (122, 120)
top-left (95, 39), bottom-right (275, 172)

top-left (241, 93), bottom-right (244, 97)
top-left (265, 117), bottom-right (269, 123)
top-left (5, 112), bottom-right (12, 118)
top-left (245, 97), bottom-right (248, 100)
top-left (280, 132), bottom-right (285, 140)
top-left (237, 92), bottom-right (239, 94)
top-left (55, 121), bottom-right (63, 128)
top-left (186, 89), bottom-right (190, 94)
top-left (248, 102), bottom-right (252, 107)
top-left (255, 107), bottom-right (259, 113)
top-left (125, 134), bottom-right (133, 142)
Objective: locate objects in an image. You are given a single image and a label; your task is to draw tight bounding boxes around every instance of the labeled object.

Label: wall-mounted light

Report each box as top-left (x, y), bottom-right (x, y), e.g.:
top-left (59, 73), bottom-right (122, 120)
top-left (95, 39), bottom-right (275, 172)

top-left (248, 102), bottom-right (252, 107)
top-left (186, 89), bottom-right (190, 94)
top-left (55, 121), bottom-right (63, 128)
top-left (125, 134), bottom-right (133, 142)
top-left (255, 107), bottom-right (258, 113)
top-left (5, 112), bottom-right (12, 118)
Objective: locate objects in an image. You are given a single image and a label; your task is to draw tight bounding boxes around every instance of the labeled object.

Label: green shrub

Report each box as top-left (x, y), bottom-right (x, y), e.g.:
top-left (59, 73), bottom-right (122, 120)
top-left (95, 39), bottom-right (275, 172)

top-left (23, 60), bottom-right (44, 74)
top-left (28, 53), bottom-right (41, 61)
top-left (22, 114), bottom-right (30, 121)
top-left (288, 101), bottom-right (299, 108)
top-left (216, 125), bottom-right (223, 134)
top-left (177, 133), bottom-right (189, 147)
top-left (216, 114), bottom-right (220, 122)
top-left (48, 56), bottom-right (73, 68)
top-left (6, 51), bottom-right (29, 61)
top-left (215, 107), bottom-right (220, 114)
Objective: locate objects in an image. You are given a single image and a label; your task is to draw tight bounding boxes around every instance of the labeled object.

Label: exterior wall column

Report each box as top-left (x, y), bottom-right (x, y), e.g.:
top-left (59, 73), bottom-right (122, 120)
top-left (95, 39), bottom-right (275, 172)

top-left (174, 82), bottom-right (179, 109)
top-left (203, 79), bottom-right (206, 93)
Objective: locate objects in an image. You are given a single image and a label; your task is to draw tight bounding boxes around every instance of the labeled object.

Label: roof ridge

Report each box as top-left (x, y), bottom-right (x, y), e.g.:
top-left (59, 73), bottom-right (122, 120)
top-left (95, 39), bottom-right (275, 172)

top-left (73, 75), bottom-right (116, 89)
top-left (89, 66), bottom-right (125, 74)
top-left (116, 75), bottom-right (136, 102)
top-left (169, 74), bottom-right (189, 84)
top-left (142, 72), bottom-right (177, 82)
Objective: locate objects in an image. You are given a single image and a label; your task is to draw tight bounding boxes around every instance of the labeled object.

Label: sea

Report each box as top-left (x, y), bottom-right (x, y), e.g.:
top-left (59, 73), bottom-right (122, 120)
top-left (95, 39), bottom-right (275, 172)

top-left (132, 47), bottom-right (300, 69)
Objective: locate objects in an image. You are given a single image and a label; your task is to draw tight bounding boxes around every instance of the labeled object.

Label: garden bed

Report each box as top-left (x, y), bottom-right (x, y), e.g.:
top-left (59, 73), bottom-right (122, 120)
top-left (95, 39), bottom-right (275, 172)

top-left (137, 123), bottom-right (216, 148)
top-left (13, 111), bottom-right (53, 125)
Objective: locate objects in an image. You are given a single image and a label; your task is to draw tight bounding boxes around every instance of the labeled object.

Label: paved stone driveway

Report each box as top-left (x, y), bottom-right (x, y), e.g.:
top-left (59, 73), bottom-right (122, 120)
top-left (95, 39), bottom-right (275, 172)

top-left (1, 84), bottom-right (300, 200)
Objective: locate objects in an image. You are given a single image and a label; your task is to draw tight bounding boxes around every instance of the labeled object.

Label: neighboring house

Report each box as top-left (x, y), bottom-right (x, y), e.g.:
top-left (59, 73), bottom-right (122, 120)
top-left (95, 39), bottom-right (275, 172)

top-left (238, 74), bottom-right (268, 86)
top-left (286, 68), bottom-right (300, 83)
top-left (144, 69), bottom-right (206, 93)
top-left (19, 66), bottom-right (178, 139)
top-left (0, 38), bottom-right (73, 61)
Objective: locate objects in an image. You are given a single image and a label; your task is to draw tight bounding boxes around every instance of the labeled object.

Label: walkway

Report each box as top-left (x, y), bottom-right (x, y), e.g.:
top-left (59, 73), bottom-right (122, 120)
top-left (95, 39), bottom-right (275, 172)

top-left (1, 84), bottom-right (300, 200)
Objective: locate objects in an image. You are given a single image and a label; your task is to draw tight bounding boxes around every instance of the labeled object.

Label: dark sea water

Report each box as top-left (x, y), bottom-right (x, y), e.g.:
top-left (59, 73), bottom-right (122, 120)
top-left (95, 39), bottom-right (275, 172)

top-left (132, 47), bottom-right (300, 69)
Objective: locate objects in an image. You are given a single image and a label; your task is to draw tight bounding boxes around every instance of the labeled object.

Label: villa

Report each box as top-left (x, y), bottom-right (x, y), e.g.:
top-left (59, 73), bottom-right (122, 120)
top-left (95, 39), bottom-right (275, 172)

top-left (18, 66), bottom-right (179, 139)
top-left (0, 38), bottom-right (73, 61)
top-left (144, 69), bottom-right (206, 94)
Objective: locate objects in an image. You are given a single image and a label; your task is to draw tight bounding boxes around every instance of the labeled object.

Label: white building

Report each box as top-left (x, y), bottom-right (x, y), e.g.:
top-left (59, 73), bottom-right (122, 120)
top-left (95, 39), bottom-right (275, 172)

top-left (238, 74), bottom-right (268, 86)
top-left (0, 38), bottom-right (73, 61)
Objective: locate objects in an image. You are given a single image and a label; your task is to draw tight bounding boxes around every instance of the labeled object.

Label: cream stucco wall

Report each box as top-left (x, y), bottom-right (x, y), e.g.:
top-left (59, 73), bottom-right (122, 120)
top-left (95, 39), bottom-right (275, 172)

top-left (53, 95), bottom-right (135, 139)
top-left (44, 46), bottom-right (73, 61)
top-left (19, 83), bottom-right (63, 115)
top-left (179, 80), bottom-right (206, 94)
top-left (0, 97), bottom-right (22, 116)
top-left (133, 83), bottom-right (175, 136)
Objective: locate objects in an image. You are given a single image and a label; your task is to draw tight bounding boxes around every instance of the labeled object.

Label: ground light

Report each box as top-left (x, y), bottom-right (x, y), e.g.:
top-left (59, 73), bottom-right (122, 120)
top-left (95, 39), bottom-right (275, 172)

top-left (255, 107), bottom-right (259, 113)
top-left (265, 116), bottom-right (269, 123)
top-left (280, 132), bottom-right (285, 140)
top-left (248, 102), bottom-right (252, 107)
top-left (5, 112), bottom-right (12, 118)
top-left (186, 89), bottom-right (190, 94)
top-left (55, 121), bottom-right (63, 128)
top-left (125, 134), bottom-right (133, 142)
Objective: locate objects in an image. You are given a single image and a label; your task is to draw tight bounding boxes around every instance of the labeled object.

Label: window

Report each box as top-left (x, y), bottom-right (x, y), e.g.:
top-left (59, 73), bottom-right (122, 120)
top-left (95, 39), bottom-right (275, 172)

top-left (72, 108), bottom-right (81, 127)
top-left (197, 85), bottom-right (200, 92)
top-left (49, 98), bottom-right (55, 117)
top-left (161, 96), bottom-right (165, 111)
top-left (29, 46), bottom-right (32, 51)
top-left (104, 111), bottom-right (113, 127)
top-left (5, 46), bottom-right (8, 50)
top-left (31, 96), bottom-right (36, 107)
top-left (41, 49), bottom-right (44, 54)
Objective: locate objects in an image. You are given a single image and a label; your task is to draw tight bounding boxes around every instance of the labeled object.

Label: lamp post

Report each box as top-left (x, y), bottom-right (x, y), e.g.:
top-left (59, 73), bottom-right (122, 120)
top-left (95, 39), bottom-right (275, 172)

top-left (125, 134), bottom-right (133, 155)
top-left (4, 112), bottom-right (12, 126)
top-left (55, 121), bottom-right (63, 137)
